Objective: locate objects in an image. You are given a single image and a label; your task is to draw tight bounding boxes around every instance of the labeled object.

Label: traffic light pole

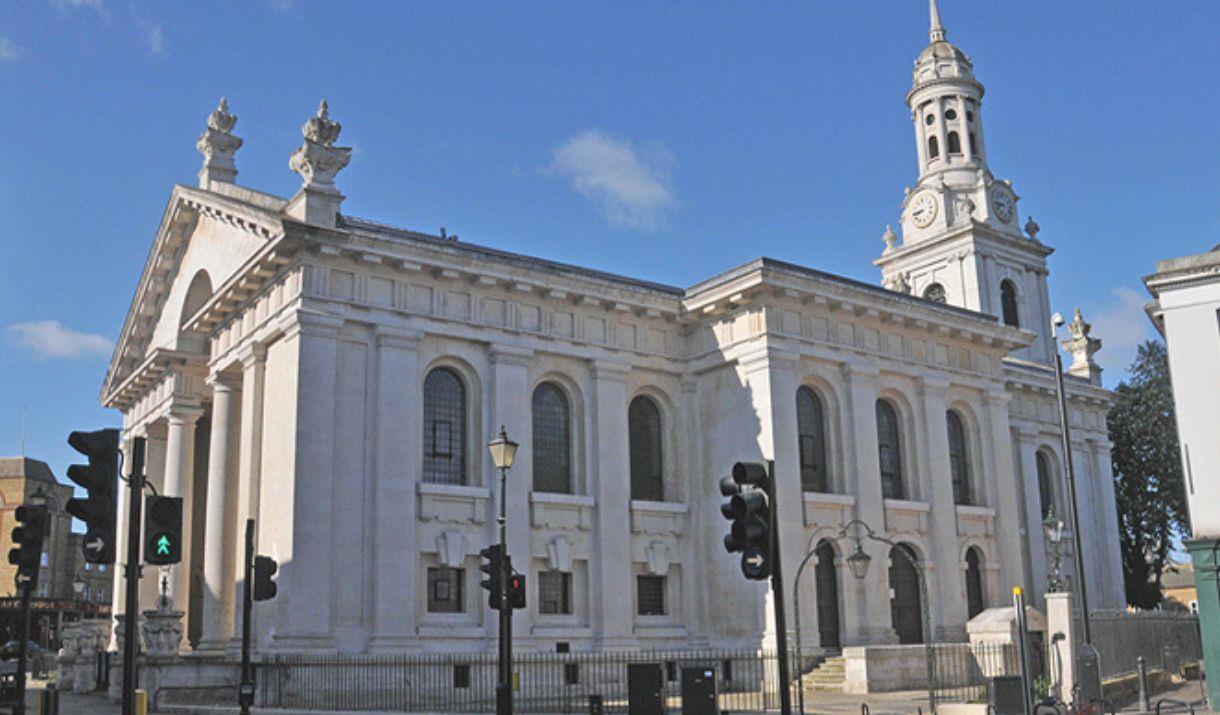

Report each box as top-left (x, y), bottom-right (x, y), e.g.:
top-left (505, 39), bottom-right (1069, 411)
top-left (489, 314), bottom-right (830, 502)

top-left (765, 461), bottom-right (793, 715)
top-left (496, 464), bottom-right (513, 715)
top-left (121, 438), bottom-right (146, 715)
top-left (240, 519), bottom-right (255, 715)
top-left (12, 573), bottom-right (33, 715)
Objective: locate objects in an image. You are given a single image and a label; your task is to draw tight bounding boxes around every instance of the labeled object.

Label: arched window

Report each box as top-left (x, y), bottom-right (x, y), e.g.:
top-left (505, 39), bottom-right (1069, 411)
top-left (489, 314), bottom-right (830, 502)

top-left (928, 136), bottom-right (940, 160)
top-left (1037, 450), bottom-right (1055, 519)
top-left (797, 387), bottom-right (830, 493)
top-left (947, 410), bottom-right (972, 505)
top-left (965, 547), bottom-right (986, 619)
top-left (423, 367), bottom-right (467, 485)
top-left (532, 382), bottom-right (572, 493)
top-left (968, 133), bottom-right (977, 155)
top-left (923, 283), bottom-right (947, 304)
top-left (1001, 279), bottom-right (1020, 328)
top-left (947, 131), bottom-right (962, 154)
top-left (876, 400), bottom-right (905, 500)
top-left (889, 544), bottom-right (923, 644)
top-left (628, 395), bottom-right (664, 501)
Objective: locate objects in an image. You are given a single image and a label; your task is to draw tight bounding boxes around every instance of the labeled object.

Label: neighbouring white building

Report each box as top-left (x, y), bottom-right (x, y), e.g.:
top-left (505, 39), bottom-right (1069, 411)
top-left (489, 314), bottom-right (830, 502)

top-left (1144, 245), bottom-right (1220, 706)
top-left (101, 1), bottom-right (1124, 657)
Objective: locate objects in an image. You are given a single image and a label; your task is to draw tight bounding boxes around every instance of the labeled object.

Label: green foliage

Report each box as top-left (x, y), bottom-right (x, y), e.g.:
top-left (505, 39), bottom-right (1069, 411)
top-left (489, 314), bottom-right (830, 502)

top-left (1108, 340), bottom-right (1189, 609)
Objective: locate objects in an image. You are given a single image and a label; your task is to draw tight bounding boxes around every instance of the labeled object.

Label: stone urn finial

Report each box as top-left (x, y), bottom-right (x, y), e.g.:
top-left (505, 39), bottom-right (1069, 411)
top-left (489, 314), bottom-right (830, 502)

top-left (1025, 215), bottom-right (1041, 241)
top-left (1061, 307), bottom-right (1103, 386)
top-left (197, 97), bottom-right (243, 189)
top-left (287, 99), bottom-right (352, 227)
top-left (882, 224), bottom-right (898, 255)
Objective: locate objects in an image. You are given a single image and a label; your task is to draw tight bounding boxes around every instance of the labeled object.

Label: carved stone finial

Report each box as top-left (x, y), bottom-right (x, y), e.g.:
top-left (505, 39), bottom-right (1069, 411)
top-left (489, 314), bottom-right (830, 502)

top-left (1025, 215), bottom-right (1041, 241)
top-left (287, 100), bottom-right (352, 227)
top-left (882, 224), bottom-right (898, 255)
top-left (196, 97), bottom-right (243, 189)
top-left (1061, 308), bottom-right (1103, 386)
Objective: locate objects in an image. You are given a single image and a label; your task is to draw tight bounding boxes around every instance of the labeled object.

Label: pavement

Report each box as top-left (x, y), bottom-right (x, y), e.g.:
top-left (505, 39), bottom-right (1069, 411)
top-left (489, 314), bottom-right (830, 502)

top-left (23, 682), bottom-right (119, 714)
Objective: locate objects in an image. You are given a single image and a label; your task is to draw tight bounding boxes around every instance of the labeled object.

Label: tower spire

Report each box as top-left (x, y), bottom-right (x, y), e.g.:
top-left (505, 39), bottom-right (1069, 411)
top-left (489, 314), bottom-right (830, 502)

top-left (929, 0), bottom-right (946, 43)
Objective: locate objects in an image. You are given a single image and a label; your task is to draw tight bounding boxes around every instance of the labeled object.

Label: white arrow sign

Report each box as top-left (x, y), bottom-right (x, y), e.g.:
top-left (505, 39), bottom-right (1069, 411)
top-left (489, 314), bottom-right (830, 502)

top-left (86, 538), bottom-right (105, 552)
top-left (744, 552), bottom-right (765, 568)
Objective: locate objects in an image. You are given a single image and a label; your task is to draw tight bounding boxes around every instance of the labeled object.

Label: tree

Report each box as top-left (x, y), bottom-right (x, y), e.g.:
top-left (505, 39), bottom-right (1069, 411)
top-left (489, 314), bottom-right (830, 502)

top-left (1108, 340), bottom-right (1189, 609)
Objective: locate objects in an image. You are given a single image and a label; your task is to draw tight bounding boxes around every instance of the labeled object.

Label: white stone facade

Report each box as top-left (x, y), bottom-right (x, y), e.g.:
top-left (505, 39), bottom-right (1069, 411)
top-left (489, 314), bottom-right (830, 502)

top-left (100, 1), bottom-right (1124, 656)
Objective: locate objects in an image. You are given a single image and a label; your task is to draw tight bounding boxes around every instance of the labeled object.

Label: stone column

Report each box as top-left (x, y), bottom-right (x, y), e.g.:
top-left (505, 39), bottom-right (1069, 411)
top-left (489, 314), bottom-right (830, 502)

top-left (488, 345), bottom-right (535, 647)
top-left (917, 378), bottom-right (962, 640)
top-left (229, 343), bottom-right (266, 650)
top-left (198, 374), bottom-right (240, 652)
top-left (983, 392), bottom-right (1027, 601)
top-left (162, 405), bottom-right (203, 623)
top-left (841, 362), bottom-right (893, 645)
top-left (590, 360), bottom-right (633, 648)
top-left (368, 328), bottom-right (421, 650)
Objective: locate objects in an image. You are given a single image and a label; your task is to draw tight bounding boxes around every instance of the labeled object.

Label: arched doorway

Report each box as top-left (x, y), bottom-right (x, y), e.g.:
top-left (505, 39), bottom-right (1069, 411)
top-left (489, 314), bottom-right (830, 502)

top-left (965, 547), bottom-right (986, 619)
top-left (814, 540), bottom-right (841, 650)
top-left (889, 544), bottom-right (923, 644)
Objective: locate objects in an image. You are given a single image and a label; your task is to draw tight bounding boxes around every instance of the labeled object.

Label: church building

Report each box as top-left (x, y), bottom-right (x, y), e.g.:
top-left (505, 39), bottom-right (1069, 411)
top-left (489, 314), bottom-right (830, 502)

top-left (101, 1), bottom-right (1124, 656)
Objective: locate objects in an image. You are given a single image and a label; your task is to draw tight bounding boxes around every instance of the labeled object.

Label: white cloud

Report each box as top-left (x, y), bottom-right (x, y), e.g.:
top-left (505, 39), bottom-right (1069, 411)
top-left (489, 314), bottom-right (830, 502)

top-left (0, 38), bottom-right (17, 60)
top-left (141, 22), bottom-right (164, 55)
top-left (6, 321), bottom-right (113, 360)
top-left (547, 130), bottom-right (677, 232)
top-left (1083, 287), bottom-right (1157, 380)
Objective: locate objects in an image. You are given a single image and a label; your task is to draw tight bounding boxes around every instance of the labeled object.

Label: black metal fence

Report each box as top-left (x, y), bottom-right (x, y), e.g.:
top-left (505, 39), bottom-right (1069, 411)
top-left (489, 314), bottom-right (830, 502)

top-left (258, 649), bottom-right (791, 713)
top-left (1088, 611), bottom-right (1202, 679)
top-left (931, 641), bottom-right (1046, 704)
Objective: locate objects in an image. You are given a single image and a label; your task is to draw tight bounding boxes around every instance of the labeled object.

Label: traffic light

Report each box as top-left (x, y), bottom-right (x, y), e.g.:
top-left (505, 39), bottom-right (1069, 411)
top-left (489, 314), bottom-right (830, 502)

top-left (719, 461), bottom-right (773, 580)
top-left (508, 571), bottom-right (526, 610)
top-left (144, 496), bottom-right (183, 565)
top-left (253, 555), bottom-right (278, 601)
top-left (9, 505), bottom-right (47, 592)
top-left (65, 428), bottom-right (120, 564)
top-left (480, 544), bottom-right (504, 609)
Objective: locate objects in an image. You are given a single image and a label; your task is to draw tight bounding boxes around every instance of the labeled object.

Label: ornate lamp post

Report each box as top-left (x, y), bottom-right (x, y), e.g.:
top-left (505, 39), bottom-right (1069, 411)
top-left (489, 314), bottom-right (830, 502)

top-left (487, 427), bottom-right (518, 715)
top-left (1042, 512), bottom-right (1068, 593)
top-left (72, 574), bottom-right (86, 618)
top-left (791, 518), bottom-right (935, 715)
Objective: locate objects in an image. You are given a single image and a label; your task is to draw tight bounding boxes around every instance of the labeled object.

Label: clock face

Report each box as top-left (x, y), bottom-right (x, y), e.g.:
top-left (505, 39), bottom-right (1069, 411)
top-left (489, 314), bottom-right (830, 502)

top-left (910, 192), bottom-right (938, 228)
top-left (990, 188), bottom-right (1015, 223)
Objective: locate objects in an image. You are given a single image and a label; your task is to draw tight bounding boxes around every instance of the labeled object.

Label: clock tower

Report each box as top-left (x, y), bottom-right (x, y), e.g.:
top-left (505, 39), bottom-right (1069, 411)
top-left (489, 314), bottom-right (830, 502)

top-left (876, 0), bottom-right (1056, 364)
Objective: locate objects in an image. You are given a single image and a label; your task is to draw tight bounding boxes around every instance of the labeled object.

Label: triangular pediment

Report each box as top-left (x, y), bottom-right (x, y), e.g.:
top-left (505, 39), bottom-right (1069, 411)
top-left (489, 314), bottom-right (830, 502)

top-left (100, 184), bottom-right (288, 405)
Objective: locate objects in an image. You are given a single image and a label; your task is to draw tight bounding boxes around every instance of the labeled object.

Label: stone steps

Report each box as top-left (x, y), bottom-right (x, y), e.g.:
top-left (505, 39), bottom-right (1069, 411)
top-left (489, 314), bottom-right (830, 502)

top-left (803, 655), bottom-right (846, 692)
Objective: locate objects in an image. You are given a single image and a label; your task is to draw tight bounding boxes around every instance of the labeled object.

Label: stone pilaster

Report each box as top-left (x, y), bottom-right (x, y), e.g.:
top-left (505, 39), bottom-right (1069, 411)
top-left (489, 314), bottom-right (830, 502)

top-left (840, 361), bottom-right (893, 645)
top-left (590, 360), bottom-right (633, 648)
top-left (983, 391), bottom-right (1027, 604)
top-left (488, 344), bottom-right (535, 647)
top-left (1014, 428), bottom-right (1049, 601)
top-left (368, 328), bottom-right (422, 650)
top-left (917, 378), bottom-right (962, 641)
top-left (229, 343), bottom-right (266, 651)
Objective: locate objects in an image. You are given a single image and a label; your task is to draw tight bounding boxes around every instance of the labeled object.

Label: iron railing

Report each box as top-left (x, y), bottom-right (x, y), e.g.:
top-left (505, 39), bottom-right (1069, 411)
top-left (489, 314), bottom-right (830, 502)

top-left (258, 648), bottom-right (796, 713)
top-left (931, 641), bottom-right (1045, 704)
top-left (1087, 610), bottom-right (1202, 679)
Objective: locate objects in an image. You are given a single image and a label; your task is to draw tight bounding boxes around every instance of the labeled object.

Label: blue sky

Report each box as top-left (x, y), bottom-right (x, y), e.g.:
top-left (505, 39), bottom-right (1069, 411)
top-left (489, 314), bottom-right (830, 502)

top-left (2, 1), bottom-right (1219, 486)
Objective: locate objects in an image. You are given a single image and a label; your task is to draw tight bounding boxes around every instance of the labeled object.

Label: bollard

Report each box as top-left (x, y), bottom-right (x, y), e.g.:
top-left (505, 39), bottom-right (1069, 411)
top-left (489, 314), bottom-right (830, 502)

top-left (37, 686), bottom-right (59, 715)
top-left (1138, 656), bottom-right (1150, 712)
top-left (135, 688), bottom-right (148, 715)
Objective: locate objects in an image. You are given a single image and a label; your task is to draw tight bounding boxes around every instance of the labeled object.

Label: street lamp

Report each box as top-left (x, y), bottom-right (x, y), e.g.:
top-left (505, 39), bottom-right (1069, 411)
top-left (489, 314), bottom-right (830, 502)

top-left (486, 426), bottom-right (518, 715)
top-left (73, 574), bottom-right (86, 617)
top-left (791, 518), bottom-right (936, 715)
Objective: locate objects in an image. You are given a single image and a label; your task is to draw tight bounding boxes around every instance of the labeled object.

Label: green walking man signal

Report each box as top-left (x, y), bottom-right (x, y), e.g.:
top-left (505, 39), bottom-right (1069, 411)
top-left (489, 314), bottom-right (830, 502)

top-left (144, 496), bottom-right (183, 565)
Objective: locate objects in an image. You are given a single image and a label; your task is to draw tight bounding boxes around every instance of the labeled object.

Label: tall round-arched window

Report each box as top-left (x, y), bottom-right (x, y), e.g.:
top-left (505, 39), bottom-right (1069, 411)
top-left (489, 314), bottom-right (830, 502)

top-left (876, 400), bottom-right (905, 500)
top-left (947, 131), bottom-right (962, 155)
top-left (1001, 279), bottom-right (1020, 328)
top-left (928, 136), bottom-right (940, 160)
top-left (923, 283), bottom-right (947, 304)
top-left (947, 410), bottom-right (972, 505)
top-left (628, 395), bottom-right (664, 502)
top-left (180, 271), bottom-right (213, 327)
top-left (965, 547), bottom-right (986, 618)
top-left (1037, 450), bottom-right (1056, 519)
top-left (532, 382), bottom-right (572, 494)
top-left (423, 367), bottom-right (467, 485)
top-left (797, 387), bottom-right (830, 493)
